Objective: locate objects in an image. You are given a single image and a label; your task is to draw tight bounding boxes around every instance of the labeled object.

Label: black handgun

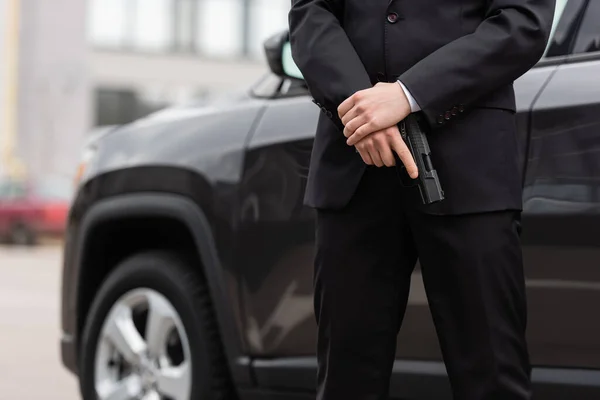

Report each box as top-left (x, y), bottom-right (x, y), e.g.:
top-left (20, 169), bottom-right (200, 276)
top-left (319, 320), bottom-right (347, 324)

top-left (397, 114), bottom-right (445, 205)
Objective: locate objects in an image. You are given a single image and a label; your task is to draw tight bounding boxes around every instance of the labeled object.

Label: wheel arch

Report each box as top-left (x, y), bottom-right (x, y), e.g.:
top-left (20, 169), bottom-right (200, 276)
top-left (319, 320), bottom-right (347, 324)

top-left (70, 192), bottom-right (250, 385)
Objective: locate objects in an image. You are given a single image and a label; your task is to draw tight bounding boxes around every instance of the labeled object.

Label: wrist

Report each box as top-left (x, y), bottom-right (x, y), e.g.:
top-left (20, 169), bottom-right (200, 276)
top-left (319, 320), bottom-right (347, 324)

top-left (396, 80), bottom-right (420, 113)
top-left (395, 82), bottom-right (411, 115)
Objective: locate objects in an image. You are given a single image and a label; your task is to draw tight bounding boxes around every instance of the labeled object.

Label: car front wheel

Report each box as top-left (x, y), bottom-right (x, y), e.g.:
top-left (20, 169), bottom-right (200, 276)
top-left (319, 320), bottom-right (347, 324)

top-left (79, 251), bottom-right (232, 400)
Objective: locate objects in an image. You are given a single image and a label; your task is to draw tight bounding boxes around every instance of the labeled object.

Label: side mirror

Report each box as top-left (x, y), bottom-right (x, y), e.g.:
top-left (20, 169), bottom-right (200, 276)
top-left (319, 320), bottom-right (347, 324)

top-left (264, 31), bottom-right (304, 81)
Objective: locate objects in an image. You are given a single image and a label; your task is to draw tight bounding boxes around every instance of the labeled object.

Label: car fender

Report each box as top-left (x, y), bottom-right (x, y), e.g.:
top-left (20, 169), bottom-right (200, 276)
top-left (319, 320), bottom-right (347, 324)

top-left (71, 192), bottom-right (251, 385)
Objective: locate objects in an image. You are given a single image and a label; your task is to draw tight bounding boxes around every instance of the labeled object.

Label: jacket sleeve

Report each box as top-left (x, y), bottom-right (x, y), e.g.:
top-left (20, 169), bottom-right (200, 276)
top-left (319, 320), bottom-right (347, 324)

top-left (398, 0), bottom-right (556, 129)
top-left (289, 0), bottom-right (373, 131)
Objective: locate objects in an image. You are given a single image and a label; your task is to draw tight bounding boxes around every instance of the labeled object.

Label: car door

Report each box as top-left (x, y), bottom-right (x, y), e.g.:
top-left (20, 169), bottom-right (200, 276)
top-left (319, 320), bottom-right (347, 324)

top-left (234, 77), bottom-right (319, 363)
top-left (523, 0), bottom-right (600, 369)
top-left (235, 2), bottom-right (596, 394)
top-left (392, 0), bottom-right (579, 367)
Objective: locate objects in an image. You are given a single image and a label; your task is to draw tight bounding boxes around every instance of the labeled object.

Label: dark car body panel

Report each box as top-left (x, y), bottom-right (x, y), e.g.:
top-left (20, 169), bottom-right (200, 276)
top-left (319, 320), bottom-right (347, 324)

top-left (249, 358), bottom-right (600, 399)
top-left (234, 62), bottom-right (578, 363)
top-left (522, 54), bottom-right (600, 370)
top-left (61, 4), bottom-right (600, 398)
top-left (60, 93), bottom-right (268, 381)
top-left (230, 52), bottom-right (600, 398)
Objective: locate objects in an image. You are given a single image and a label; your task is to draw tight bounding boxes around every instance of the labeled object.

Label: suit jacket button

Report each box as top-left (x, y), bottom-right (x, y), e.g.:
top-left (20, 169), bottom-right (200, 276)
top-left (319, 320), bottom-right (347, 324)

top-left (387, 13), bottom-right (399, 24)
top-left (437, 115), bottom-right (445, 125)
top-left (327, 111), bottom-right (333, 118)
top-left (444, 111), bottom-right (452, 120)
top-left (451, 107), bottom-right (458, 116)
top-left (377, 72), bottom-right (386, 82)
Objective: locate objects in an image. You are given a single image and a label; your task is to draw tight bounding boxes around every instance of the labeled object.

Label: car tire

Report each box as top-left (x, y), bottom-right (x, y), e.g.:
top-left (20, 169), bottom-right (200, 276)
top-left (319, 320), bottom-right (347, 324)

top-left (79, 251), bottom-right (233, 400)
top-left (8, 223), bottom-right (36, 246)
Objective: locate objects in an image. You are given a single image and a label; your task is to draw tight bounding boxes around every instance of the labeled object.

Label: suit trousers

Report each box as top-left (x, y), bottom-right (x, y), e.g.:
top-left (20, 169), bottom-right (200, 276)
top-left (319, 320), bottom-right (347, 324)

top-left (314, 166), bottom-right (531, 400)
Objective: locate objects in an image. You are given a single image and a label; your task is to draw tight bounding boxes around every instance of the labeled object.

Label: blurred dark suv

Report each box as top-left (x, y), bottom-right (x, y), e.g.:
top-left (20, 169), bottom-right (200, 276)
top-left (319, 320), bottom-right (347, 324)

top-left (60, 1), bottom-right (600, 399)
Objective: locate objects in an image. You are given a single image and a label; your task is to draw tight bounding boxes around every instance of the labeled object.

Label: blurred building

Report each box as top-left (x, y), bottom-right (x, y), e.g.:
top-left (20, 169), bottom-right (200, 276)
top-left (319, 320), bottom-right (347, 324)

top-left (1, 0), bottom-right (90, 179)
top-left (0, 0), bottom-right (290, 179)
top-left (88, 0), bottom-right (290, 126)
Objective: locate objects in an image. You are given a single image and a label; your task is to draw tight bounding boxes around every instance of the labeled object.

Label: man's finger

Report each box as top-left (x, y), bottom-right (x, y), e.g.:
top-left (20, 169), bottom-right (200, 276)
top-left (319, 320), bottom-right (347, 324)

top-left (356, 147), bottom-right (373, 165)
top-left (347, 122), bottom-right (376, 146)
top-left (341, 104), bottom-right (361, 126)
top-left (369, 148), bottom-right (384, 167)
top-left (391, 136), bottom-right (419, 178)
top-left (338, 92), bottom-right (359, 119)
top-left (377, 140), bottom-right (396, 167)
top-left (343, 115), bottom-right (366, 138)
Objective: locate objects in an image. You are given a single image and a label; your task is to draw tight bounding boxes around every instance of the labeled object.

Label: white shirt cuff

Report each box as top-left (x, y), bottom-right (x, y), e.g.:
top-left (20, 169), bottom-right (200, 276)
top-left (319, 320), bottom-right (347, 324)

top-left (397, 80), bottom-right (421, 113)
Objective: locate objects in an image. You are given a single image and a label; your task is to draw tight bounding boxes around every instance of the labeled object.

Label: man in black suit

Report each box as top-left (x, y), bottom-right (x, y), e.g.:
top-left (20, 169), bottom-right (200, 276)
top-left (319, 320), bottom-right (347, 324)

top-left (289, 0), bottom-right (556, 399)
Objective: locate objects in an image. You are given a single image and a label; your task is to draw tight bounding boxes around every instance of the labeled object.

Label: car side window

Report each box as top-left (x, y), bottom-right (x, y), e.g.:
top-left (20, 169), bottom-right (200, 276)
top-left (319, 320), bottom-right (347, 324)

top-left (572, 1), bottom-right (600, 54)
top-left (545, 0), bottom-right (587, 58)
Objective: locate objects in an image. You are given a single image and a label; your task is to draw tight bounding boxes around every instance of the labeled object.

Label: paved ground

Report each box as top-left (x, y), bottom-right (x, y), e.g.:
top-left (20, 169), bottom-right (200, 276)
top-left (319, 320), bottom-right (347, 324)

top-left (0, 244), bottom-right (80, 399)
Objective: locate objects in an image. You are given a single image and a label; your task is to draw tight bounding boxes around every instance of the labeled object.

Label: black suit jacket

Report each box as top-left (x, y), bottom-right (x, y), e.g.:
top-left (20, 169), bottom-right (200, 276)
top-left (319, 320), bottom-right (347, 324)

top-left (289, 0), bottom-right (555, 214)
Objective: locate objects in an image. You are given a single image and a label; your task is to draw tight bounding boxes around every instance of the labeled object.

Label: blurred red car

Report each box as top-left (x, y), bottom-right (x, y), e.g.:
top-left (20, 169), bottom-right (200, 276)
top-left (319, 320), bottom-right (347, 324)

top-left (0, 176), bottom-right (73, 245)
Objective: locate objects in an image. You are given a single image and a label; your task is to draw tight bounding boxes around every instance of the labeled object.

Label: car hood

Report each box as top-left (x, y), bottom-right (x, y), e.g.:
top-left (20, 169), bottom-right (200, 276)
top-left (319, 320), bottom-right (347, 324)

top-left (91, 92), bottom-right (267, 185)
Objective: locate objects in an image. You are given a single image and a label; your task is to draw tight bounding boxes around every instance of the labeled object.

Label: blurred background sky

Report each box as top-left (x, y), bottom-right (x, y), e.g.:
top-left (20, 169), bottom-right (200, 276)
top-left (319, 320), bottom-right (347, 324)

top-left (0, 0), bottom-right (290, 182)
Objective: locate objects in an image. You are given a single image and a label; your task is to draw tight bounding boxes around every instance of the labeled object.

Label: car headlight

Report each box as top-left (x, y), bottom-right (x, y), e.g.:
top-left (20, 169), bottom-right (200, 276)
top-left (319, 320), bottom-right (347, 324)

top-left (74, 146), bottom-right (97, 187)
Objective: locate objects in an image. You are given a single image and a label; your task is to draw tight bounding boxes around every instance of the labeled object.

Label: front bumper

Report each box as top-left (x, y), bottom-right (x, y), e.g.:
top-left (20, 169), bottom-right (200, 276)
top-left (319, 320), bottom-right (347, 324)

top-left (61, 333), bottom-right (78, 375)
top-left (60, 220), bottom-right (80, 376)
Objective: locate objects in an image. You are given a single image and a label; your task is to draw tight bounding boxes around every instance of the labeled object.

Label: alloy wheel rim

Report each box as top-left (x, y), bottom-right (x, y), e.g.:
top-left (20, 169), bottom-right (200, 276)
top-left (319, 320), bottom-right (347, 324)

top-left (94, 288), bottom-right (192, 400)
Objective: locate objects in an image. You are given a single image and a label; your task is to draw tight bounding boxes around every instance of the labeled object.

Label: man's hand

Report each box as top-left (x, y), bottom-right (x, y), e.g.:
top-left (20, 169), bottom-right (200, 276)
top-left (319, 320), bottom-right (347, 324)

top-left (339, 82), bottom-right (412, 146)
top-left (355, 125), bottom-right (419, 178)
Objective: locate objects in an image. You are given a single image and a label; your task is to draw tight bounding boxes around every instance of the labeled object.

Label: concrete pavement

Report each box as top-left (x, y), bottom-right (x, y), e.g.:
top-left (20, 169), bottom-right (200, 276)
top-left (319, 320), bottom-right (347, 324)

top-left (0, 245), bottom-right (79, 399)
